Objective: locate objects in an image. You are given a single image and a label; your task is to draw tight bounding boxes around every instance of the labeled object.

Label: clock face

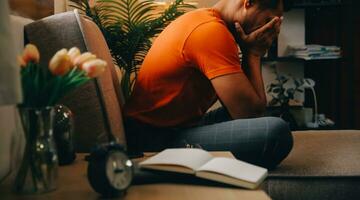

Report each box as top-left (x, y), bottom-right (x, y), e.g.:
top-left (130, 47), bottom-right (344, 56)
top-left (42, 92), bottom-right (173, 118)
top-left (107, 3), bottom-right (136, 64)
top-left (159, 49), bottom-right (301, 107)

top-left (105, 151), bottom-right (133, 190)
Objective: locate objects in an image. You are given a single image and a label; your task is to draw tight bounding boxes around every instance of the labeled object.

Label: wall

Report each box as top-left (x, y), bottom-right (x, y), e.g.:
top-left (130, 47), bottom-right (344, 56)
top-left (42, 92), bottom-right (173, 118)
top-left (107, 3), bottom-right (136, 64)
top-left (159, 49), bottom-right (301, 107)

top-left (0, 1), bottom-right (31, 182)
top-left (263, 9), bottom-right (306, 105)
top-left (278, 9), bottom-right (305, 57)
top-left (8, 0), bottom-right (53, 20)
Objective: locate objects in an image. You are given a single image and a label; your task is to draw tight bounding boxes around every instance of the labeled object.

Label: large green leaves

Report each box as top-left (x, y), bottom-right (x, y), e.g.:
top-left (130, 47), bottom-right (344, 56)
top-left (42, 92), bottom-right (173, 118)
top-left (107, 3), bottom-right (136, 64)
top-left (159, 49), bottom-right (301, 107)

top-left (267, 66), bottom-right (305, 107)
top-left (70, 0), bottom-right (195, 99)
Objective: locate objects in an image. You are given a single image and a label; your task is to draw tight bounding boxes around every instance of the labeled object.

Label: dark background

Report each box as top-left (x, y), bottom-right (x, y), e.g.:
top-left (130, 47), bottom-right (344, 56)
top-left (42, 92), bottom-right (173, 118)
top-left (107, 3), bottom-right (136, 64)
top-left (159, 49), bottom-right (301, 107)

top-left (300, 0), bottom-right (360, 129)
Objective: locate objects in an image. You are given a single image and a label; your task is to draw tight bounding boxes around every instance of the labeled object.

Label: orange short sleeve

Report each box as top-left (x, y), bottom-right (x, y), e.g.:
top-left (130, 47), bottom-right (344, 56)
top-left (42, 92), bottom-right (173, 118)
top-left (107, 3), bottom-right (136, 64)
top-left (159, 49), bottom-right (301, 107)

top-left (125, 9), bottom-right (243, 127)
top-left (183, 21), bottom-right (243, 79)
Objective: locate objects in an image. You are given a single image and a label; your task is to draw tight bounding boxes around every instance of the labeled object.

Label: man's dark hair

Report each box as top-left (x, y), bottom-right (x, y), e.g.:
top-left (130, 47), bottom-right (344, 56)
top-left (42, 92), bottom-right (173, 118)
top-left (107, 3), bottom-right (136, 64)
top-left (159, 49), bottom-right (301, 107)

top-left (254, 0), bottom-right (293, 12)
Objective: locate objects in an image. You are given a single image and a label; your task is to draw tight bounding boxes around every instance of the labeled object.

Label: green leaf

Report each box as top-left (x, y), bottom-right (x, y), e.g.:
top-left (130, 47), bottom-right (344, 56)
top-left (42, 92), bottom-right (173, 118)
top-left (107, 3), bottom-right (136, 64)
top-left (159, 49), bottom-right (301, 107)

top-left (269, 98), bottom-right (279, 106)
top-left (272, 88), bottom-right (281, 93)
top-left (70, 0), bottom-right (195, 100)
top-left (267, 83), bottom-right (275, 89)
top-left (288, 93), bottom-right (294, 99)
top-left (286, 88), bottom-right (295, 94)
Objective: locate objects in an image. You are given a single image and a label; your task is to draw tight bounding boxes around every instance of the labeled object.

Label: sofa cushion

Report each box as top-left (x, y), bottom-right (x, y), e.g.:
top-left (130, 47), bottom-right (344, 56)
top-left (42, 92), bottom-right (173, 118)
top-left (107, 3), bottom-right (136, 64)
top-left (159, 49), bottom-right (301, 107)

top-left (263, 130), bottom-right (360, 200)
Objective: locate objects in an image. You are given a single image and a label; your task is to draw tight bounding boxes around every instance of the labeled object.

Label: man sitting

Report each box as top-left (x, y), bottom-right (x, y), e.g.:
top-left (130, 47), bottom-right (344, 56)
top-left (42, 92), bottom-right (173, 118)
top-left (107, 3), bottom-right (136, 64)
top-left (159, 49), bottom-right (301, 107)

top-left (124, 0), bottom-right (293, 169)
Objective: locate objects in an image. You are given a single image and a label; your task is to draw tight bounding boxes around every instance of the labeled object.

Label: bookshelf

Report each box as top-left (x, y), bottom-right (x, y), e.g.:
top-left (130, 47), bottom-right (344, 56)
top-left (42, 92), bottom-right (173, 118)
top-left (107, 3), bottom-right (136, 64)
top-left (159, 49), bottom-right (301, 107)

top-left (263, 0), bottom-right (354, 128)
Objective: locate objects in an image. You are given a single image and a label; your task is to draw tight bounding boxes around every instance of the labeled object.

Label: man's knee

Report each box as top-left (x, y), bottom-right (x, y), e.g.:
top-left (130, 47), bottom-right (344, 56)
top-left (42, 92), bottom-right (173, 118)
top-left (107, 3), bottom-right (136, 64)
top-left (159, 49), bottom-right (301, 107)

top-left (264, 117), bottom-right (294, 168)
top-left (267, 117), bottom-right (292, 141)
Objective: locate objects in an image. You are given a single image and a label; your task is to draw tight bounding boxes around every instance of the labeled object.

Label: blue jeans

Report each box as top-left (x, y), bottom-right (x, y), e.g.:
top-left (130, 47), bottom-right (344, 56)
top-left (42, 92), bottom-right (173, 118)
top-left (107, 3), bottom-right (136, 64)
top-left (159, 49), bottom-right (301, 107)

top-left (125, 107), bottom-right (293, 169)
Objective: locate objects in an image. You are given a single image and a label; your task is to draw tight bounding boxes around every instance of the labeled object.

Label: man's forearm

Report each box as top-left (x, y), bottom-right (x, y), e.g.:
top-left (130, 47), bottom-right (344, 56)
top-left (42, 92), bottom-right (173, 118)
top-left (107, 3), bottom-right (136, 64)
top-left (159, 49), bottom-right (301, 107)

top-left (242, 53), bottom-right (267, 107)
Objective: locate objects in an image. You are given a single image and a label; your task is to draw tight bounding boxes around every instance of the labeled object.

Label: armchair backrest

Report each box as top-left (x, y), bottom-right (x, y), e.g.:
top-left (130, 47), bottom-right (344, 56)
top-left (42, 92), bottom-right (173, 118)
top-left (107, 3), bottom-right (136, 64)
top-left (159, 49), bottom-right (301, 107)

top-left (24, 10), bottom-right (126, 152)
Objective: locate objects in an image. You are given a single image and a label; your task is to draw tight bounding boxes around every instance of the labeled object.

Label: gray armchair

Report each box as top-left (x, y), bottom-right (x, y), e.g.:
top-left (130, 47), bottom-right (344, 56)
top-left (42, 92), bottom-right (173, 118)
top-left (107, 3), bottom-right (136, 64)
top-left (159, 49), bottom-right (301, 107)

top-left (24, 10), bottom-right (126, 152)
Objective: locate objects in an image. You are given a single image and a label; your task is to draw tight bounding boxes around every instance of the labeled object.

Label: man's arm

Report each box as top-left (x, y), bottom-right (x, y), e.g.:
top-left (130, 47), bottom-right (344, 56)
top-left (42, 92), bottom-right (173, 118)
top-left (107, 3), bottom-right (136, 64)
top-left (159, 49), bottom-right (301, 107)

top-left (211, 67), bottom-right (265, 119)
top-left (241, 53), bottom-right (267, 111)
top-left (211, 53), bottom-right (266, 119)
top-left (211, 17), bottom-right (281, 119)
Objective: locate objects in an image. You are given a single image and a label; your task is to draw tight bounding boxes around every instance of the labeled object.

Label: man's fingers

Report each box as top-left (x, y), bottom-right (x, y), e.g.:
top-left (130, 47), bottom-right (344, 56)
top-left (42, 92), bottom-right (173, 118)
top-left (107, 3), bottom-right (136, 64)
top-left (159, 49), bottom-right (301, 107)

top-left (257, 17), bottom-right (282, 41)
top-left (254, 17), bottom-right (280, 35)
top-left (235, 22), bottom-right (247, 40)
top-left (274, 18), bottom-right (282, 34)
top-left (270, 22), bottom-right (281, 36)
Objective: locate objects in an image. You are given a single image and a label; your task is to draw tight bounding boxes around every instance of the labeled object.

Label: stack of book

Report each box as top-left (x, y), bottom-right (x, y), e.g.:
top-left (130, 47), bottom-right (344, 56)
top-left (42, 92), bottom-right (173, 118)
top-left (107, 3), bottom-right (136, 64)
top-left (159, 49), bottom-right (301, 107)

top-left (286, 44), bottom-right (341, 60)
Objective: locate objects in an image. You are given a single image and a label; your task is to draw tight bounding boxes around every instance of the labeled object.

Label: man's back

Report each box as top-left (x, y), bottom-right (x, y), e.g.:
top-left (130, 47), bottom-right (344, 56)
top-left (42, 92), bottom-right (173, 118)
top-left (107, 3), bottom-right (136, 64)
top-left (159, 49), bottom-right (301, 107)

top-left (124, 8), bottom-right (242, 127)
top-left (123, 0), bottom-right (293, 170)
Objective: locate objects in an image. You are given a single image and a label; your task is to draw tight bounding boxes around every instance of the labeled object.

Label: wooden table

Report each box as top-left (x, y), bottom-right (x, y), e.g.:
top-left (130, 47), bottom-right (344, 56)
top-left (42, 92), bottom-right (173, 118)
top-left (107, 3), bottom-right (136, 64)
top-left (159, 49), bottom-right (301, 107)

top-left (0, 152), bottom-right (271, 200)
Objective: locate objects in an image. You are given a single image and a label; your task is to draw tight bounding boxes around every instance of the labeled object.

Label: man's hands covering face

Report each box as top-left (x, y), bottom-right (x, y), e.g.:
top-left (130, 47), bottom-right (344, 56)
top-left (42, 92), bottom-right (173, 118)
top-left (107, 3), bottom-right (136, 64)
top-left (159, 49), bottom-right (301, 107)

top-left (235, 17), bottom-right (282, 57)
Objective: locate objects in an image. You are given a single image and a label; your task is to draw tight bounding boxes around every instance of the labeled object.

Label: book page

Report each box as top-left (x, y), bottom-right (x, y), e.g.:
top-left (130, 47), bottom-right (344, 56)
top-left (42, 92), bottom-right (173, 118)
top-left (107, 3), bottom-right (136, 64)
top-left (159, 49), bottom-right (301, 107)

top-left (196, 157), bottom-right (268, 184)
top-left (139, 148), bottom-right (213, 172)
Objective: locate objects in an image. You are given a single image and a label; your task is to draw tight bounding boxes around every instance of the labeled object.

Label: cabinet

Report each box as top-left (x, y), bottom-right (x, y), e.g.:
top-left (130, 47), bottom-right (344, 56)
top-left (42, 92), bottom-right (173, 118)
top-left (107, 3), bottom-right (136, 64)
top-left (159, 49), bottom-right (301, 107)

top-left (263, 0), bottom-right (356, 129)
top-left (304, 2), bottom-right (355, 129)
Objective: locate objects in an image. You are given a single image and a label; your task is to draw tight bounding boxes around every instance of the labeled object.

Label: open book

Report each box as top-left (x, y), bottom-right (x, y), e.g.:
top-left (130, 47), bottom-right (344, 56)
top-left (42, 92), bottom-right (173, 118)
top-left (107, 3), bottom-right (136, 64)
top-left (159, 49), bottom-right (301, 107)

top-left (139, 148), bottom-right (268, 189)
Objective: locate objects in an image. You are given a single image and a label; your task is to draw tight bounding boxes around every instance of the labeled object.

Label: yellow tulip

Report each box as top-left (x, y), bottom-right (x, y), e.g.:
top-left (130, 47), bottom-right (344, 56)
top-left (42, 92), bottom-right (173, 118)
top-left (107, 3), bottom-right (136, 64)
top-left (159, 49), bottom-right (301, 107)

top-left (67, 47), bottom-right (81, 63)
top-left (49, 49), bottom-right (73, 75)
top-left (82, 59), bottom-right (107, 78)
top-left (17, 56), bottom-right (26, 68)
top-left (73, 52), bottom-right (96, 69)
top-left (22, 44), bottom-right (40, 64)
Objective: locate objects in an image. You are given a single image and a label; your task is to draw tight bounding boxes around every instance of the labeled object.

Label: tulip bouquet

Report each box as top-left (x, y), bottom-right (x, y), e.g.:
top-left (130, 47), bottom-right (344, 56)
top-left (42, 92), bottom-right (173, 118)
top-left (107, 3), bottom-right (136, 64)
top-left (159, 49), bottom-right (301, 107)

top-left (18, 44), bottom-right (107, 107)
top-left (14, 44), bottom-right (107, 194)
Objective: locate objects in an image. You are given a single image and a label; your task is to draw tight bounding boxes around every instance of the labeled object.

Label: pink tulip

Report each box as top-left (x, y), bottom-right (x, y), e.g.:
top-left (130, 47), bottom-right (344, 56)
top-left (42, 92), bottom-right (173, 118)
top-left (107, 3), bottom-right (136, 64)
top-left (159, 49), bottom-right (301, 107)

top-left (49, 49), bottom-right (73, 75)
top-left (82, 59), bottom-right (107, 78)
top-left (22, 44), bottom-right (40, 64)
top-left (73, 52), bottom-right (96, 69)
top-left (67, 47), bottom-right (81, 63)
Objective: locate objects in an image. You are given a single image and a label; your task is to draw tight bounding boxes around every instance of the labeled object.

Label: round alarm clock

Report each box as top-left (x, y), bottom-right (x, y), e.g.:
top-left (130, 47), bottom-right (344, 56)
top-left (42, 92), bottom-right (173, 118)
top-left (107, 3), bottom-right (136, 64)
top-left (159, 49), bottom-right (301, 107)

top-left (86, 142), bottom-right (134, 197)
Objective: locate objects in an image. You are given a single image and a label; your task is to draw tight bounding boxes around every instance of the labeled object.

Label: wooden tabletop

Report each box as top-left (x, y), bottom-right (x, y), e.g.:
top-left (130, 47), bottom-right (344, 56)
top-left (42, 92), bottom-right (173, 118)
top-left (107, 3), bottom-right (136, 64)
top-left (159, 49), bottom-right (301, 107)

top-left (0, 152), bottom-right (271, 200)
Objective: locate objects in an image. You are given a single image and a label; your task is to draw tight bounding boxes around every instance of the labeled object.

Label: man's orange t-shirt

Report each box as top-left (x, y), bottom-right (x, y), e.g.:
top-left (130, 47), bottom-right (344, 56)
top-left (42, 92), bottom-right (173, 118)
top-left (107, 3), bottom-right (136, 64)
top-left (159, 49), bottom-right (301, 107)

top-left (124, 8), bottom-right (243, 127)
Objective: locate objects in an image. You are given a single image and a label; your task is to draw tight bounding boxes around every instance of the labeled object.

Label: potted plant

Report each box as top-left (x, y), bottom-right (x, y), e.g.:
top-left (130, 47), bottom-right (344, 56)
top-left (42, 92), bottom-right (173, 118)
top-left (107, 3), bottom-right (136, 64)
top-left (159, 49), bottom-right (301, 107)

top-left (266, 65), bottom-right (305, 130)
top-left (70, 0), bottom-right (195, 99)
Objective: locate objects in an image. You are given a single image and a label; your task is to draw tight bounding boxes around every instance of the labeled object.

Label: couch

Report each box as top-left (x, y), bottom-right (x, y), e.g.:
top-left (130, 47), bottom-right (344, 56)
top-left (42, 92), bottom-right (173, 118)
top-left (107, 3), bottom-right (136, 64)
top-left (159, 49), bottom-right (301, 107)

top-left (24, 11), bottom-right (360, 200)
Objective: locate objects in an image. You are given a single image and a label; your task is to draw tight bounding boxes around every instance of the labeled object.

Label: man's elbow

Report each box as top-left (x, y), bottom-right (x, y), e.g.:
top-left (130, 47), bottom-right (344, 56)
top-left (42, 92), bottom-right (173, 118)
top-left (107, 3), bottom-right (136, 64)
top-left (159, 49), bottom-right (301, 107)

top-left (230, 99), bottom-right (266, 119)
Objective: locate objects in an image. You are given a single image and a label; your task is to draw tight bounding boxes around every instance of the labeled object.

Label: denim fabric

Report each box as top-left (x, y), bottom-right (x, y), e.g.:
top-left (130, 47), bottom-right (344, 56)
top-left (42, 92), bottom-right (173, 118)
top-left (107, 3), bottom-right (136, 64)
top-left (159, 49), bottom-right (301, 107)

top-left (125, 107), bottom-right (293, 169)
